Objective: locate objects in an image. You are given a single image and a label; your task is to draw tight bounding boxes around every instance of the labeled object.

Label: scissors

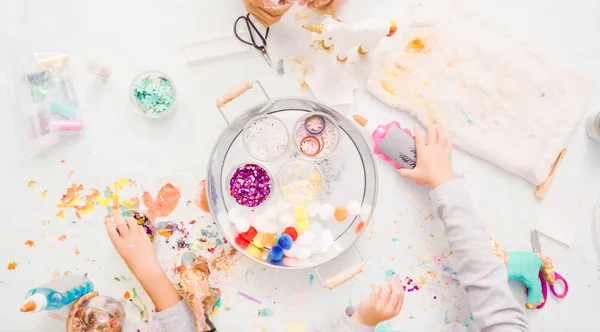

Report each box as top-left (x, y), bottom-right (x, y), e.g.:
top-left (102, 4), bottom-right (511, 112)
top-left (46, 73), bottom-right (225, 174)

top-left (530, 230), bottom-right (569, 309)
top-left (234, 14), bottom-right (272, 67)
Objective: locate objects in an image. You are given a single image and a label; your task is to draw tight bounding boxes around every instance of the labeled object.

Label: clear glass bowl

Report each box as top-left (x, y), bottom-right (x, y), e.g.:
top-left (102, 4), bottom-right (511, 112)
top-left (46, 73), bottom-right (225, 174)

top-left (130, 71), bottom-right (176, 119)
top-left (277, 159), bottom-right (322, 206)
top-left (243, 114), bottom-right (289, 161)
top-left (293, 112), bottom-right (340, 159)
top-left (207, 97), bottom-right (378, 269)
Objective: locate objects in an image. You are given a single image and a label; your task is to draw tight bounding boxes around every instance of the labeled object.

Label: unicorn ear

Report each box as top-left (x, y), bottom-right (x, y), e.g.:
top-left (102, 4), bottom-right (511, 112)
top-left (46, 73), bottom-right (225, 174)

top-left (538, 253), bottom-right (556, 284)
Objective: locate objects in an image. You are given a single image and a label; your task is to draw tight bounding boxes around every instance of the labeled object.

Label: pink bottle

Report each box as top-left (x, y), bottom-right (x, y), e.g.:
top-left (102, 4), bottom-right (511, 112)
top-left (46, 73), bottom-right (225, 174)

top-left (353, 114), bottom-right (416, 169)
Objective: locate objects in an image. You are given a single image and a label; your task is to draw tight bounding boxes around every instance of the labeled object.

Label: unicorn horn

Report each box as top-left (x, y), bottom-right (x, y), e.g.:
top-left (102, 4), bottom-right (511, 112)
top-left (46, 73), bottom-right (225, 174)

top-left (302, 24), bottom-right (324, 34)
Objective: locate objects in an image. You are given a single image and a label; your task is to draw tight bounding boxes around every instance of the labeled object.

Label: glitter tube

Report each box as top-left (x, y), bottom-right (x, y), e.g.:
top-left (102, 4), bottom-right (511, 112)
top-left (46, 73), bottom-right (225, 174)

top-left (48, 99), bottom-right (76, 119)
top-left (50, 120), bottom-right (83, 132)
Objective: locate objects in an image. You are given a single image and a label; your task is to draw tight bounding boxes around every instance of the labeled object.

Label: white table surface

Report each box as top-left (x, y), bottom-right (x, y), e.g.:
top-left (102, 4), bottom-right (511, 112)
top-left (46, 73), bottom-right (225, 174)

top-left (1, 0), bottom-right (600, 331)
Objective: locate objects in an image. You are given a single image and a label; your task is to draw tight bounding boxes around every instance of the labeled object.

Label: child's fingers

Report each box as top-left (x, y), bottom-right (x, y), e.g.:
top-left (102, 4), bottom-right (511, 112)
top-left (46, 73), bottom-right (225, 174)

top-left (125, 217), bottom-right (139, 235)
top-left (437, 126), bottom-right (447, 148)
top-left (113, 210), bottom-right (129, 236)
top-left (444, 133), bottom-right (453, 154)
top-left (387, 277), bottom-right (405, 314)
top-left (427, 124), bottom-right (439, 145)
top-left (398, 168), bottom-right (422, 183)
top-left (377, 284), bottom-right (392, 307)
top-left (104, 218), bottom-right (121, 245)
top-left (413, 125), bottom-right (425, 151)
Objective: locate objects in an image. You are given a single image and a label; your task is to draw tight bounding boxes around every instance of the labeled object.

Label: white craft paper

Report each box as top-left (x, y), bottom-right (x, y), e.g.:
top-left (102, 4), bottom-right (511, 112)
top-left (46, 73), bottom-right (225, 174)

top-left (536, 198), bottom-right (584, 246)
top-left (306, 64), bottom-right (358, 106)
top-left (365, 0), bottom-right (593, 185)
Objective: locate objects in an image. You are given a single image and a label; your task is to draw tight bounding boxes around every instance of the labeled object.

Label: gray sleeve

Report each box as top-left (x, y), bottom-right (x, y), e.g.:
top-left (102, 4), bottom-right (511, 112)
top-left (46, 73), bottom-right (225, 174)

top-left (431, 179), bottom-right (528, 332)
top-left (331, 307), bottom-right (376, 332)
top-left (153, 300), bottom-right (196, 332)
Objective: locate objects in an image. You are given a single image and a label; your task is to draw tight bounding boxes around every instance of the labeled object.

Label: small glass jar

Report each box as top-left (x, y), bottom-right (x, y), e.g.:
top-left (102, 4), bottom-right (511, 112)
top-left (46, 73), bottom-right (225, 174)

top-left (130, 71), bottom-right (176, 119)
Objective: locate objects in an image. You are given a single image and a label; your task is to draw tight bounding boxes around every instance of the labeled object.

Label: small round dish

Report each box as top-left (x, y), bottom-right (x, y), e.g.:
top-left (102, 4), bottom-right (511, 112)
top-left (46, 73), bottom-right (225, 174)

top-left (294, 112), bottom-right (339, 159)
top-left (243, 114), bottom-right (289, 161)
top-left (277, 159), bottom-right (322, 205)
top-left (228, 163), bottom-right (273, 208)
top-left (130, 71), bottom-right (176, 118)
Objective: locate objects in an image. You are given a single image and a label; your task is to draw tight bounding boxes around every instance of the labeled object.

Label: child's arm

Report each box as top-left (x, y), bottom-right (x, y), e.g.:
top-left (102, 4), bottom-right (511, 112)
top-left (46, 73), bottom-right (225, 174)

top-left (399, 125), bottom-right (528, 331)
top-left (105, 211), bottom-right (196, 332)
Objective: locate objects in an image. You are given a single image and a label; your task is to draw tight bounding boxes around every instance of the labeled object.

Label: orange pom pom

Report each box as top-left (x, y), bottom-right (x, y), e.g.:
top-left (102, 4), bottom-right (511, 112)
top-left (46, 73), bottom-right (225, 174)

top-left (334, 206), bottom-right (348, 222)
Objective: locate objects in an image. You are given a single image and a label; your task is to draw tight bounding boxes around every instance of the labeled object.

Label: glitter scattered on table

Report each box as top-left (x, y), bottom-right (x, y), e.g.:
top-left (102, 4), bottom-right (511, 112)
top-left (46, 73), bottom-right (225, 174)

top-left (229, 164), bottom-right (272, 207)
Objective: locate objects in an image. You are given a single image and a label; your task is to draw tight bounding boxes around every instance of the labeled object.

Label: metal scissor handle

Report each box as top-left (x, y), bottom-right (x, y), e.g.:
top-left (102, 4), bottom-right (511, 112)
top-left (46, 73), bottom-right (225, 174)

top-left (234, 14), bottom-right (269, 51)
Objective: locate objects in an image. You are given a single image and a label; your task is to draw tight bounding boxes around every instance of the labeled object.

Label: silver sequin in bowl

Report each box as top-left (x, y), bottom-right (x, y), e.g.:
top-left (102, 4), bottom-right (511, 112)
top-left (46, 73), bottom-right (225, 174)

top-left (207, 96), bottom-right (378, 270)
top-left (130, 70), bottom-right (177, 119)
top-left (243, 114), bottom-right (289, 161)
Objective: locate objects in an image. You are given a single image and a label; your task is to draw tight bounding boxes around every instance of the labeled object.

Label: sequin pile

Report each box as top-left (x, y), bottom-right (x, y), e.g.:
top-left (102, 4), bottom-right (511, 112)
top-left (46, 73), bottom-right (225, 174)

top-left (229, 164), bottom-right (272, 207)
top-left (133, 73), bottom-right (175, 116)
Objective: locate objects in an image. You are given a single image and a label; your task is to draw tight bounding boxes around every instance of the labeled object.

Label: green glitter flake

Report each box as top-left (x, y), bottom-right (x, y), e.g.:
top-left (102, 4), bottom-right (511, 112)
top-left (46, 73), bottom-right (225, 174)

top-left (133, 74), bottom-right (175, 116)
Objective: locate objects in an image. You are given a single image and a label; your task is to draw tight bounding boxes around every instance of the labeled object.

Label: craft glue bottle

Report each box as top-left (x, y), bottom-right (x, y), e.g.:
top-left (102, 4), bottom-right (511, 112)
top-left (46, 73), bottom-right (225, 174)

top-left (20, 275), bottom-right (94, 312)
top-left (353, 114), bottom-right (417, 169)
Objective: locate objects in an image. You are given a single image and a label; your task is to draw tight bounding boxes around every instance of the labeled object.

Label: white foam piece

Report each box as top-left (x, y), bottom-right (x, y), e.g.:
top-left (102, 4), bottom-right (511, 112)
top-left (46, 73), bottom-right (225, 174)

top-left (296, 247), bottom-right (312, 260)
top-left (279, 213), bottom-right (295, 226)
top-left (318, 204), bottom-right (334, 221)
top-left (308, 202), bottom-right (321, 217)
top-left (284, 245), bottom-right (297, 258)
top-left (234, 217), bottom-right (250, 233)
top-left (264, 207), bottom-right (277, 221)
top-left (360, 203), bottom-right (372, 220)
top-left (276, 200), bottom-right (289, 213)
top-left (228, 208), bottom-right (242, 223)
top-left (347, 200), bottom-right (362, 216)
top-left (295, 230), bottom-right (316, 246)
top-left (311, 230), bottom-right (334, 254)
top-left (311, 222), bottom-right (325, 237)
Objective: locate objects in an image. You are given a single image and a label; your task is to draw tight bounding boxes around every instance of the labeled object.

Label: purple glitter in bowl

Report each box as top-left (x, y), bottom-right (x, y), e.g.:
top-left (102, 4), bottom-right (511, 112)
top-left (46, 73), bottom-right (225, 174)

top-left (229, 163), bottom-right (272, 208)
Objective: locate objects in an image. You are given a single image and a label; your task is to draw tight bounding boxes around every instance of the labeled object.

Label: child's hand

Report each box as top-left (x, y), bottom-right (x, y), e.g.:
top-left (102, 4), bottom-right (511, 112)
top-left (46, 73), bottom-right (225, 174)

top-left (299, 0), bottom-right (344, 11)
top-left (243, 0), bottom-right (293, 27)
top-left (352, 278), bottom-right (405, 326)
top-left (105, 210), bottom-right (160, 277)
top-left (398, 124), bottom-right (454, 188)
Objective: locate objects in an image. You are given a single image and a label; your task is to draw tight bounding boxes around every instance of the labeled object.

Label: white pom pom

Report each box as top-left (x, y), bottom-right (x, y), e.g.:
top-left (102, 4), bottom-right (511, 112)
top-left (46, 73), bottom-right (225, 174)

top-left (360, 203), bottom-right (372, 220)
top-left (276, 200), bottom-right (289, 213)
top-left (234, 217), bottom-right (250, 233)
top-left (296, 247), bottom-right (312, 260)
top-left (284, 245), bottom-right (297, 258)
top-left (279, 213), bottom-right (295, 226)
top-left (318, 204), bottom-right (334, 220)
top-left (347, 200), bottom-right (361, 216)
top-left (311, 222), bottom-right (324, 237)
top-left (264, 207), bottom-right (277, 221)
top-left (308, 202), bottom-right (321, 217)
top-left (311, 230), bottom-right (334, 254)
top-left (296, 230), bottom-right (316, 246)
top-left (228, 208), bottom-right (242, 223)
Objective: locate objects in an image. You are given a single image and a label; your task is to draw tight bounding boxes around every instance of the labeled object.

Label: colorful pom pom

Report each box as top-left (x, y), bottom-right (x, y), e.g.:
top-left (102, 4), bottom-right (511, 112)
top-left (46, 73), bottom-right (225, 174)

top-left (278, 234), bottom-right (293, 250)
top-left (293, 206), bottom-right (309, 222)
top-left (235, 234), bottom-right (250, 249)
top-left (284, 227), bottom-right (298, 241)
top-left (270, 245), bottom-right (284, 261)
top-left (241, 226), bottom-right (257, 242)
top-left (296, 220), bottom-right (311, 235)
top-left (334, 206), bottom-right (348, 222)
top-left (247, 244), bottom-right (263, 259)
top-left (262, 233), bottom-right (276, 247)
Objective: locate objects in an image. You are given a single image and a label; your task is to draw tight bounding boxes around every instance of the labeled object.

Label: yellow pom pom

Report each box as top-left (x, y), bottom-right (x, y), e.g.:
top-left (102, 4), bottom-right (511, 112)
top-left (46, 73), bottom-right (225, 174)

top-left (247, 244), bottom-right (263, 259)
top-left (253, 233), bottom-right (265, 248)
top-left (296, 220), bottom-right (311, 235)
top-left (293, 206), bottom-right (309, 222)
